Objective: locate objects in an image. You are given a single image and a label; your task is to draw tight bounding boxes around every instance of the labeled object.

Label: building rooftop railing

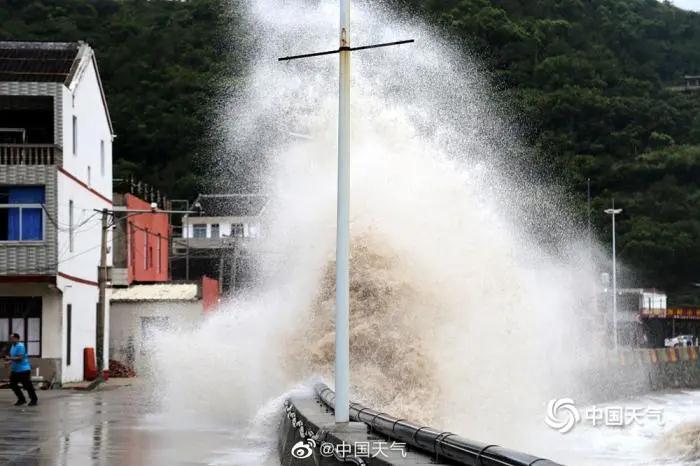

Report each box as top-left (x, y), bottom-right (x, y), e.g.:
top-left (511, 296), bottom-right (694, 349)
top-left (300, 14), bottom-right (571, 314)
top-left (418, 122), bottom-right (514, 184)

top-left (0, 144), bottom-right (61, 165)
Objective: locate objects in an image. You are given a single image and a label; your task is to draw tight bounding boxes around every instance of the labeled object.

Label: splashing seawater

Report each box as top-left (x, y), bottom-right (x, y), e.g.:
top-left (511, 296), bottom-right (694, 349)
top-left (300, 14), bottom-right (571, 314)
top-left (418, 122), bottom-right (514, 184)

top-left (144, 0), bottom-right (630, 463)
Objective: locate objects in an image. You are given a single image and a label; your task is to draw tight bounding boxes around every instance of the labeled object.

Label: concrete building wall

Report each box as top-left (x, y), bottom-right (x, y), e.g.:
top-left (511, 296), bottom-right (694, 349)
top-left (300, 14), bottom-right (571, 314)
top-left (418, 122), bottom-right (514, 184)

top-left (0, 47), bottom-right (113, 383)
top-left (61, 62), bottom-right (112, 197)
top-left (53, 55), bottom-right (113, 379)
top-left (109, 300), bottom-right (203, 373)
top-left (42, 292), bottom-right (63, 359)
top-left (53, 175), bottom-right (112, 283)
top-left (0, 166), bottom-right (58, 275)
top-left (0, 283), bottom-right (61, 357)
top-left (0, 81), bottom-right (62, 276)
top-left (0, 81), bottom-right (63, 145)
top-left (183, 216), bottom-right (261, 238)
top-left (58, 276), bottom-right (105, 382)
top-left (56, 64), bottom-right (113, 282)
top-left (54, 54), bottom-right (113, 379)
top-left (0, 283), bottom-right (62, 382)
top-left (125, 194), bottom-right (169, 283)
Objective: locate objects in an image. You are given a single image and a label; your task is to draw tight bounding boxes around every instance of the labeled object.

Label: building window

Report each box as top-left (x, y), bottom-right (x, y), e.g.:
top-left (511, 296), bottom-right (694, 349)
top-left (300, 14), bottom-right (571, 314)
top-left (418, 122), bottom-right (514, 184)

top-left (193, 224), bottom-right (207, 238)
top-left (211, 224), bottom-right (220, 238)
top-left (66, 304), bottom-right (72, 365)
top-left (0, 187), bottom-right (45, 242)
top-left (144, 230), bottom-right (148, 270)
top-left (100, 140), bottom-right (105, 176)
top-left (0, 298), bottom-right (41, 357)
top-left (157, 233), bottom-right (162, 274)
top-left (129, 223), bottom-right (135, 270)
top-left (231, 223), bottom-right (244, 238)
top-left (72, 116), bottom-right (77, 155)
top-left (69, 200), bottom-right (74, 252)
top-left (87, 166), bottom-right (92, 187)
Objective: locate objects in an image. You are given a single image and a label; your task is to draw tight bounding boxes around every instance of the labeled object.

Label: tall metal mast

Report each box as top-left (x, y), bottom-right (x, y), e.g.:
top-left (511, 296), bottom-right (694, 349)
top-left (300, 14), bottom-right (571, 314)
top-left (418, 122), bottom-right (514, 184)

top-left (334, 0), bottom-right (352, 423)
top-left (279, 1), bottom-right (413, 424)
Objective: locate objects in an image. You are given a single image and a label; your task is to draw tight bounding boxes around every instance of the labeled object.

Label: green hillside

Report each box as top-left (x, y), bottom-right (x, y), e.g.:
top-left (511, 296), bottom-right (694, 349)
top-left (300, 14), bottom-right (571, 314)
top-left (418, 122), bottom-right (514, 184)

top-left (1, 0), bottom-right (699, 301)
top-left (393, 0), bottom-right (700, 301)
top-left (0, 0), bottom-right (240, 200)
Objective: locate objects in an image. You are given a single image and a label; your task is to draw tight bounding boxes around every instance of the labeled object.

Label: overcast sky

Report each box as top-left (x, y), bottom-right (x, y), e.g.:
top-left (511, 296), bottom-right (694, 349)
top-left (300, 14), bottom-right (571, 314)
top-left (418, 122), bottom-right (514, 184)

top-left (669, 0), bottom-right (700, 11)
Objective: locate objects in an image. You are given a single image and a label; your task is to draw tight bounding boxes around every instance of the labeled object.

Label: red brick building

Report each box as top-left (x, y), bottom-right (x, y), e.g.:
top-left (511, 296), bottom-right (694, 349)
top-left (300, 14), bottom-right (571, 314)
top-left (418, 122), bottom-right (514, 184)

top-left (112, 193), bottom-right (169, 285)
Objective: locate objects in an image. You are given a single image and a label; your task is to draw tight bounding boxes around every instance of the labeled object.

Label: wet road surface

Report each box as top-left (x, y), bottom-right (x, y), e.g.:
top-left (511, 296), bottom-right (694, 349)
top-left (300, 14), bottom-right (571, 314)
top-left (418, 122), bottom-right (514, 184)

top-left (0, 380), bottom-right (276, 466)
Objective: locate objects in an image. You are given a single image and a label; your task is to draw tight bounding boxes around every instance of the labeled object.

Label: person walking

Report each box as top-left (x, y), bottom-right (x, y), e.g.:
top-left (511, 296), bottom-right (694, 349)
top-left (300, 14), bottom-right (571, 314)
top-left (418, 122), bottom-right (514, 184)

top-left (4, 333), bottom-right (38, 406)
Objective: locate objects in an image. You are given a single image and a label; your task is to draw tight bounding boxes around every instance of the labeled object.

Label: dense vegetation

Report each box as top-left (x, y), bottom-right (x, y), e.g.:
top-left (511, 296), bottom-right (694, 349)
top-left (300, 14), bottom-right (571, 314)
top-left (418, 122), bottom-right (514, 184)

top-left (0, 0), bottom-right (240, 199)
top-left (1, 0), bottom-right (699, 301)
top-left (392, 0), bottom-right (700, 302)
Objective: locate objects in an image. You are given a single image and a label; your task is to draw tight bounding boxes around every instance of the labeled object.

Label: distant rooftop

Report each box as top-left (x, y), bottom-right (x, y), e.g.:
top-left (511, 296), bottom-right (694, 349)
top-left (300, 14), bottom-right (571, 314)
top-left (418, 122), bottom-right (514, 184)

top-left (193, 194), bottom-right (268, 217)
top-left (0, 41), bottom-right (85, 84)
top-left (111, 283), bottom-right (199, 302)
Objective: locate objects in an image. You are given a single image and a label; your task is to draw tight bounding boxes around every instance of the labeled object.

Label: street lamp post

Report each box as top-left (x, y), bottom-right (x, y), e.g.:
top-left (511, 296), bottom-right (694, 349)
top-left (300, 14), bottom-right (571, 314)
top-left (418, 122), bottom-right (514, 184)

top-left (604, 202), bottom-right (622, 351)
top-left (278, 1), bottom-right (413, 425)
top-left (334, 0), bottom-right (351, 424)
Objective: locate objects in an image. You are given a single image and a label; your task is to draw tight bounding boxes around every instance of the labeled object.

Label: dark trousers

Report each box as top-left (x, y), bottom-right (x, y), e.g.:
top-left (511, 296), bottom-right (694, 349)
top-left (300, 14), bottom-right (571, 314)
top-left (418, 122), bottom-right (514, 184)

top-left (10, 370), bottom-right (37, 403)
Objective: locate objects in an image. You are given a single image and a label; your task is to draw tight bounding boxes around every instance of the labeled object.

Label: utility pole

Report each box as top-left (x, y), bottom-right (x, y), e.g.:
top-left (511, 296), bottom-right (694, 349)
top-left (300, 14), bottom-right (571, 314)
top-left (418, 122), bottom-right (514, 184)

top-left (334, 0), bottom-right (352, 424)
top-left (96, 208), bottom-right (109, 377)
top-left (279, 1), bottom-right (413, 424)
top-left (587, 178), bottom-right (599, 337)
top-left (605, 201), bottom-right (623, 351)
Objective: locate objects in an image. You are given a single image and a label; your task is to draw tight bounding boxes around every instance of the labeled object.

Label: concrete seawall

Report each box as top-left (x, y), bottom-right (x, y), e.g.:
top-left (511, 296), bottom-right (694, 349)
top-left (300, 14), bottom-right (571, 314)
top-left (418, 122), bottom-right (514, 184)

top-left (585, 347), bottom-right (700, 402)
top-left (279, 385), bottom-right (561, 466)
top-left (278, 347), bottom-right (700, 465)
top-left (278, 395), bottom-right (453, 465)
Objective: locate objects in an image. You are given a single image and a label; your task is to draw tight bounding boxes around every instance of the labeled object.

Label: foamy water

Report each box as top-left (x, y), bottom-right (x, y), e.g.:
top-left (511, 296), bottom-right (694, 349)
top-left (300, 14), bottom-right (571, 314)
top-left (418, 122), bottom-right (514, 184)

top-left (142, 0), bottom-right (664, 463)
top-left (538, 390), bottom-right (700, 465)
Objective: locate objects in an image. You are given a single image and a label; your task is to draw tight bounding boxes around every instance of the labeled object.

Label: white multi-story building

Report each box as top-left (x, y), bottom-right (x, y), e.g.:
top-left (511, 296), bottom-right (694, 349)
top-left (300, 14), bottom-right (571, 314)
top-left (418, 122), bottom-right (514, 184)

top-left (174, 194), bottom-right (267, 291)
top-left (0, 41), bottom-right (114, 384)
top-left (181, 194), bottom-right (266, 241)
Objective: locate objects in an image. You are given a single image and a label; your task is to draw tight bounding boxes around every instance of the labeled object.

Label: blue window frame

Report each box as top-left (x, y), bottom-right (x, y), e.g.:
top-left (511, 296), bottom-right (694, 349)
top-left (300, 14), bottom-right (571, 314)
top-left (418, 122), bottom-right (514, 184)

top-left (0, 186), bottom-right (45, 241)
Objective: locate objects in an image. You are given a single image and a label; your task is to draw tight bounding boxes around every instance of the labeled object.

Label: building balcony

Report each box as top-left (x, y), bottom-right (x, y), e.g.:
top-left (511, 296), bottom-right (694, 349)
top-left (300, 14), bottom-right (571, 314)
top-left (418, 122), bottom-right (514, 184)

top-left (0, 144), bottom-right (62, 165)
top-left (172, 236), bottom-right (242, 252)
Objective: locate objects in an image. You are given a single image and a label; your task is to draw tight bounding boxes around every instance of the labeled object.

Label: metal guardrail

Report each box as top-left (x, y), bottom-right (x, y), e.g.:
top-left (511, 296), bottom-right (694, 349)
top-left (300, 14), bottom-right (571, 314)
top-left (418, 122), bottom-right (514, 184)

top-left (315, 383), bottom-right (562, 466)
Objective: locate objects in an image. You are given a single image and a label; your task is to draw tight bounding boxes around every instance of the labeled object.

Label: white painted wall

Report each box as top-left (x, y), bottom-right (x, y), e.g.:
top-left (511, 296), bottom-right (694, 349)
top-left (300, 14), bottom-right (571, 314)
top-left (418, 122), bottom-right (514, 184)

top-left (109, 301), bottom-right (203, 374)
top-left (61, 60), bottom-right (113, 197)
top-left (57, 52), bottom-right (113, 283)
top-left (183, 216), bottom-right (261, 238)
top-left (0, 283), bottom-right (62, 358)
top-left (55, 50), bottom-right (113, 381)
top-left (0, 46), bottom-right (113, 383)
top-left (56, 175), bottom-right (112, 281)
top-left (42, 292), bottom-right (62, 359)
top-left (58, 277), bottom-right (109, 382)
